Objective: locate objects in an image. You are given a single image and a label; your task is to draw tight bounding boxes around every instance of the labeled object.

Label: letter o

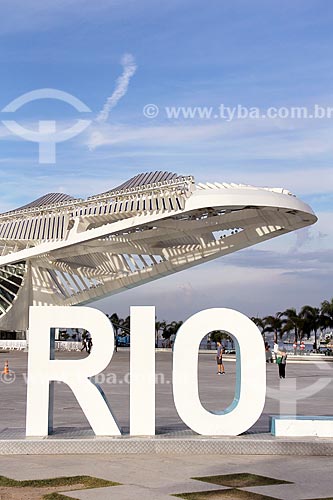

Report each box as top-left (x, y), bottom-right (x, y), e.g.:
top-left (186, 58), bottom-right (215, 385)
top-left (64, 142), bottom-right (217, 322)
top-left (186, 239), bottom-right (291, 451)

top-left (172, 308), bottom-right (266, 435)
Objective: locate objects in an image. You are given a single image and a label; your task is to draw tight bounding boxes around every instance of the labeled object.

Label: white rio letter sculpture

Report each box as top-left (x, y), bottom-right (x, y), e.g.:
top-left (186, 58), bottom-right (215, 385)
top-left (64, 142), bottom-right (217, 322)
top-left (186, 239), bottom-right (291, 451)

top-left (173, 308), bottom-right (266, 435)
top-left (26, 306), bottom-right (266, 437)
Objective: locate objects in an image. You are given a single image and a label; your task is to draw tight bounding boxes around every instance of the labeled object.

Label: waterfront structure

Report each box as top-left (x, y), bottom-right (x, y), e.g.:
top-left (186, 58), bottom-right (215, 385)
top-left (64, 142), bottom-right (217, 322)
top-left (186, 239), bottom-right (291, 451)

top-left (0, 171), bottom-right (317, 331)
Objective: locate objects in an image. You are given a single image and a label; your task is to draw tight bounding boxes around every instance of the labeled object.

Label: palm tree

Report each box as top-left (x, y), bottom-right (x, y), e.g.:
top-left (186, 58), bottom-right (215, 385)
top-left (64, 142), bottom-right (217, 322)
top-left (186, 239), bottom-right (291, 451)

top-left (109, 313), bottom-right (120, 337)
top-left (280, 308), bottom-right (304, 343)
top-left (251, 317), bottom-right (265, 336)
top-left (108, 313), bottom-right (131, 348)
top-left (119, 316), bottom-right (130, 335)
top-left (210, 330), bottom-right (233, 348)
top-left (300, 305), bottom-right (322, 350)
top-left (162, 321), bottom-right (183, 346)
top-left (321, 298), bottom-right (333, 330)
top-left (262, 314), bottom-right (282, 343)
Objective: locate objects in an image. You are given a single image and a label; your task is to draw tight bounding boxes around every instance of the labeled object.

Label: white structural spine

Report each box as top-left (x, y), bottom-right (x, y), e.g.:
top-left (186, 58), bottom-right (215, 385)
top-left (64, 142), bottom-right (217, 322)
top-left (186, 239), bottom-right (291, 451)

top-left (0, 171), bottom-right (317, 331)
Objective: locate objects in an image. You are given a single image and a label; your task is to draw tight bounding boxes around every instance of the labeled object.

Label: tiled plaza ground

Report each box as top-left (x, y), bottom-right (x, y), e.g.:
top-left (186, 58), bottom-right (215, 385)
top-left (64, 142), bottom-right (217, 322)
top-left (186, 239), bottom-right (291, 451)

top-left (0, 350), bottom-right (332, 432)
top-left (0, 351), bottom-right (332, 499)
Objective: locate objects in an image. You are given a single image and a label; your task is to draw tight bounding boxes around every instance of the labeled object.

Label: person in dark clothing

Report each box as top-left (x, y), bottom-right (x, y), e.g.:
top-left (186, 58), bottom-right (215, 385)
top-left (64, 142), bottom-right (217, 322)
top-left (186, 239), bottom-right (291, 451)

top-left (277, 348), bottom-right (287, 379)
top-left (265, 342), bottom-right (273, 363)
top-left (216, 341), bottom-right (225, 375)
top-left (87, 337), bottom-right (93, 354)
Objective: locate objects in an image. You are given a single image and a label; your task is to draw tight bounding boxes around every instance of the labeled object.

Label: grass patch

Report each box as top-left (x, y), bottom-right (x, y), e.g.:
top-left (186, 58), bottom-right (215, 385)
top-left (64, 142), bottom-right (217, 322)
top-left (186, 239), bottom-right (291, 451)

top-left (0, 475), bottom-right (119, 489)
top-left (43, 494), bottom-right (78, 500)
top-left (174, 472), bottom-right (333, 500)
top-left (174, 492), bottom-right (333, 500)
top-left (0, 474), bottom-right (120, 499)
top-left (192, 473), bottom-right (291, 488)
top-left (173, 489), bottom-right (282, 499)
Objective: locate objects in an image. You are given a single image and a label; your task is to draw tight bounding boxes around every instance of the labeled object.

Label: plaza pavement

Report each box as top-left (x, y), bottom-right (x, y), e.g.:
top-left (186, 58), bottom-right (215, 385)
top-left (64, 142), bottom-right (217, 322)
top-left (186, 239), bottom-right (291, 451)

top-left (0, 351), bottom-right (332, 499)
top-left (0, 453), bottom-right (332, 499)
top-left (0, 350), bottom-right (332, 432)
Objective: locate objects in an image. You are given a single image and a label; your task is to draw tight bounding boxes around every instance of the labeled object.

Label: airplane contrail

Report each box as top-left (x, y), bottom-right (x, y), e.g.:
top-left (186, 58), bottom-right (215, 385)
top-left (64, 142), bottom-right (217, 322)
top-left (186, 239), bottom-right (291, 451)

top-left (96, 53), bottom-right (137, 123)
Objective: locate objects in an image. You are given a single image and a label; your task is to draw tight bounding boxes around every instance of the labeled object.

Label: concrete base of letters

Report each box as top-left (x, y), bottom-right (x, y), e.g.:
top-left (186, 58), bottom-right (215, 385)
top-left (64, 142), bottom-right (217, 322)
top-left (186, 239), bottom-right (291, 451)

top-left (0, 428), bottom-right (332, 455)
top-left (271, 415), bottom-right (333, 438)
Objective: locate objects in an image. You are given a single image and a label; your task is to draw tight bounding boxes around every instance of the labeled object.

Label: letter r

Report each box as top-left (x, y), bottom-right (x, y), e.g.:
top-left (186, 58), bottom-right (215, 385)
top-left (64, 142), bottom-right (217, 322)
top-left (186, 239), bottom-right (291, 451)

top-left (26, 306), bottom-right (120, 437)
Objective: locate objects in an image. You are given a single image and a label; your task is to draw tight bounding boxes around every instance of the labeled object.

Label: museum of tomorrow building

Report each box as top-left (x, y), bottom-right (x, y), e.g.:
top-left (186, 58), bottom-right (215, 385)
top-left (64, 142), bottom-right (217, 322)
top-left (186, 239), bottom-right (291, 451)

top-left (0, 171), bottom-right (317, 332)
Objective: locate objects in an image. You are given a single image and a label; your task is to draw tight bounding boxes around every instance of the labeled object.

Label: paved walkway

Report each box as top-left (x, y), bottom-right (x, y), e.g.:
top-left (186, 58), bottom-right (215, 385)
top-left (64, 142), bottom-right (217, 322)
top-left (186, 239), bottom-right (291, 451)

top-left (0, 453), bottom-right (332, 499)
top-left (0, 351), bottom-right (332, 432)
top-left (0, 351), bottom-right (332, 498)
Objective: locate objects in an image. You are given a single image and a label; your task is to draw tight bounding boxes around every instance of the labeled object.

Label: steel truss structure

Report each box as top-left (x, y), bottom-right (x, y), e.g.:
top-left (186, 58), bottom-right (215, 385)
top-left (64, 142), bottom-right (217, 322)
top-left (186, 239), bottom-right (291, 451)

top-left (0, 171), bottom-right (316, 331)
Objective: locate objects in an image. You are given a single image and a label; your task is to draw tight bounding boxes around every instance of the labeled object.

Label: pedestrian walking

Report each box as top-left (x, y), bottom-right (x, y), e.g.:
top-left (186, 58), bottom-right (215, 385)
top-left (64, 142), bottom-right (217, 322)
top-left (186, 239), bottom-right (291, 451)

top-left (170, 333), bottom-right (176, 350)
top-left (81, 338), bottom-right (87, 352)
top-left (276, 348), bottom-right (287, 379)
top-left (216, 341), bottom-right (225, 375)
top-left (87, 337), bottom-right (93, 354)
top-left (265, 342), bottom-right (273, 363)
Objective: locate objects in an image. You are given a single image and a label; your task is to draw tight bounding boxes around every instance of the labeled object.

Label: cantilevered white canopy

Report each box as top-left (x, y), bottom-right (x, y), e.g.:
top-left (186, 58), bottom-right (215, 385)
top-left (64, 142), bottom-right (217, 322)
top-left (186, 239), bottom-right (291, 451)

top-left (0, 171), bottom-right (317, 331)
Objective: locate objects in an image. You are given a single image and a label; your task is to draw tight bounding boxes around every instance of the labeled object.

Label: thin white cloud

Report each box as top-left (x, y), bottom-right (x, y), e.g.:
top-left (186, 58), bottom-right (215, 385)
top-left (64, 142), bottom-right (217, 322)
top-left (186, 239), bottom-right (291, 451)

top-left (85, 122), bottom-right (333, 195)
top-left (86, 116), bottom-right (333, 160)
top-left (95, 53), bottom-right (137, 124)
top-left (87, 123), bottom-right (221, 150)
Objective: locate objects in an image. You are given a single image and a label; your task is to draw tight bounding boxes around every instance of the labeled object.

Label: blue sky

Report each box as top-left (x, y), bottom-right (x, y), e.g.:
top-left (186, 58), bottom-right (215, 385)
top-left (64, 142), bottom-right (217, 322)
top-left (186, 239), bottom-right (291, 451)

top-left (0, 0), bottom-right (332, 320)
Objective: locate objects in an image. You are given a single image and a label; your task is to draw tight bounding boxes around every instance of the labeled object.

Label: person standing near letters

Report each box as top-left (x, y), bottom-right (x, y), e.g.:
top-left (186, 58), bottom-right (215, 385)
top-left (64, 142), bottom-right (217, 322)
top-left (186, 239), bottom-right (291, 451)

top-left (265, 342), bottom-right (273, 363)
top-left (276, 348), bottom-right (287, 379)
top-left (273, 340), bottom-right (279, 362)
top-left (87, 337), bottom-right (93, 354)
top-left (216, 341), bottom-right (225, 375)
top-left (81, 338), bottom-right (87, 352)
